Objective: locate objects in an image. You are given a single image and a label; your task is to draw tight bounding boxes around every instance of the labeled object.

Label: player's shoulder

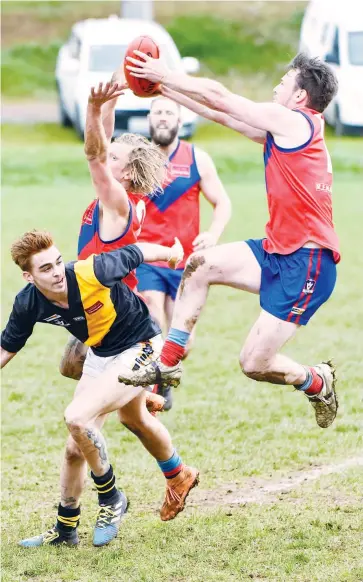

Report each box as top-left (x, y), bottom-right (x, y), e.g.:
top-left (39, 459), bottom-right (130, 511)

top-left (13, 283), bottom-right (38, 313)
top-left (193, 146), bottom-right (215, 175)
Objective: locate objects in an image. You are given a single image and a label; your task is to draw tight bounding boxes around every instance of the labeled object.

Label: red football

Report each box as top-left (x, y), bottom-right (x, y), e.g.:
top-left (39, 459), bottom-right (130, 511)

top-left (124, 35), bottom-right (160, 98)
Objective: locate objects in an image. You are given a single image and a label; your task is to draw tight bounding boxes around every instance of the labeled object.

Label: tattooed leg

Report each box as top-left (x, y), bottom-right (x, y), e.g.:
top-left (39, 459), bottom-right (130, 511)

top-left (60, 413), bottom-right (108, 507)
top-left (59, 336), bottom-right (88, 381)
top-left (65, 420), bottom-right (110, 478)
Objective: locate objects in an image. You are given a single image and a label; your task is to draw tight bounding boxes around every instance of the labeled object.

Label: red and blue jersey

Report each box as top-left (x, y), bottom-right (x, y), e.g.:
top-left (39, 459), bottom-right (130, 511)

top-left (138, 140), bottom-right (201, 268)
top-left (77, 195), bottom-right (146, 291)
top-left (263, 107), bottom-right (340, 262)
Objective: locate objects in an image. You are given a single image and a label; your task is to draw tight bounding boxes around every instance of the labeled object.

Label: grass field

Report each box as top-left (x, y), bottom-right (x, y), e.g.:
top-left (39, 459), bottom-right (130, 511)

top-left (1, 1), bottom-right (305, 100)
top-left (1, 122), bottom-right (363, 582)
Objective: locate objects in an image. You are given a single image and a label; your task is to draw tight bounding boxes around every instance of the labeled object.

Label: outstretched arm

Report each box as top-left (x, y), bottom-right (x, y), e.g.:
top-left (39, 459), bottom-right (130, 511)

top-left (136, 238), bottom-right (184, 269)
top-left (126, 52), bottom-right (309, 139)
top-left (1, 347), bottom-right (16, 369)
top-left (92, 239), bottom-right (184, 288)
top-left (161, 86), bottom-right (265, 144)
top-left (102, 67), bottom-right (128, 142)
top-left (84, 82), bottom-right (129, 216)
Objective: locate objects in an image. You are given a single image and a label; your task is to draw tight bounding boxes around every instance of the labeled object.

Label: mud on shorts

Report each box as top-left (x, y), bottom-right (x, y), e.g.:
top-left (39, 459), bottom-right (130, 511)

top-left (245, 239), bottom-right (337, 325)
top-left (83, 334), bottom-right (163, 379)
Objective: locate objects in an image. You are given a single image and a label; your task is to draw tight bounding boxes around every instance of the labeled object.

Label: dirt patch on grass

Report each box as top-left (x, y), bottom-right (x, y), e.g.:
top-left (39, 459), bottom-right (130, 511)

top-left (188, 456), bottom-right (363, 508)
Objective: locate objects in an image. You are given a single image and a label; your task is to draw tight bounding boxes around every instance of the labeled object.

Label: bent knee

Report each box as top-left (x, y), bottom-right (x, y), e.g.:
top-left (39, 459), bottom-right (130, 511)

top-left (184, 251), bottom-right (210, 277)
top-left (65, 438), bottom-right (84, 463)
top-left (239, 351), bottom-right (268, 378)
top-left (64, 407), bottom-right (85, 434)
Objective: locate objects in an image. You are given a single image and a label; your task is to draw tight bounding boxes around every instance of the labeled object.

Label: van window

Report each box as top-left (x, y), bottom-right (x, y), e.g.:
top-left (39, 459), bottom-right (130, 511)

top-left (68, 34), bottom-right (81, 60)
top-left (348, 32), bottom-right (363, 66)
top-left (321, 23), bottom-right (329, 45)
top-left (88, 45), bottom-right (176, 72)
top-left (326, 27), bottom-right (340, 65)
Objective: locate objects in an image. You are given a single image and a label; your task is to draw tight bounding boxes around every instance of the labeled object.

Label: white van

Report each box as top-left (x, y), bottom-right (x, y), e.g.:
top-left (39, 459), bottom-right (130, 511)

top-left (299, 0), bottom-right (363, 135)
top-left (55, 16), bottom-right (200, 139)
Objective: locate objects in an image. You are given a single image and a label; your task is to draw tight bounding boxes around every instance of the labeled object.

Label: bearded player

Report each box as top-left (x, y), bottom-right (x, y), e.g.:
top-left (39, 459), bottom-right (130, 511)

top-left (136, 96), bottom-right (231, 409)
top-left (122, 52), bottom-right (340, 429)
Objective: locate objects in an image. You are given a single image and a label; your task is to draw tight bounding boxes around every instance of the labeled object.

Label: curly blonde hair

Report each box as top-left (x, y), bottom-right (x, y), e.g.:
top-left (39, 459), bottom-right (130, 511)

top-left (114, 133), bottom-right (166, 195)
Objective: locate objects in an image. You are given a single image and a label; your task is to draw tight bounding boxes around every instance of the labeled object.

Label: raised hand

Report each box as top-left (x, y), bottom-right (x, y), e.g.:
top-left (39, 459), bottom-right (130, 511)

top-left (88, 82), bottom-right (126, 107)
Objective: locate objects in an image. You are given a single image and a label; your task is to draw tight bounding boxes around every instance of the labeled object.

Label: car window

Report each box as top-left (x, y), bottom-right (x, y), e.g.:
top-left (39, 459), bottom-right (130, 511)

top-left (88, 44), bottom-right (177, 72)
top-left (348, 31), bottom-right (363, 66)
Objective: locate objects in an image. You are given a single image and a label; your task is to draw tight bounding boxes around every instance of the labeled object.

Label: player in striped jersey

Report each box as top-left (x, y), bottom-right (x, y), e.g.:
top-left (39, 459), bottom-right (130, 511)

top-left (123, 52), bottom-right (340, 430)
top-left (137, 97), bottom-right (231, 409)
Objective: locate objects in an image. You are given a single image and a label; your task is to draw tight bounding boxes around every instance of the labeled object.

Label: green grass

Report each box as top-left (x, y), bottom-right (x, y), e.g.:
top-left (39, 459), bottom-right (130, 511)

top-left (1, 2), bottom-right (305, 99)
top-left (1, 123), bottom-right (363, 582)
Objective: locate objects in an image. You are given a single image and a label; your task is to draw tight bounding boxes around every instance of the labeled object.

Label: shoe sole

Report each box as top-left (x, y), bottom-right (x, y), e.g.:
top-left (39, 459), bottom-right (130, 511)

top-left (161, 471), bottom-right (200, 522)
top-left (19, 537), bottom-right (79, 548)
top-left (119, 363), bottom-right (182, 389)
top-left (315, 359), bottom-right (338, 428)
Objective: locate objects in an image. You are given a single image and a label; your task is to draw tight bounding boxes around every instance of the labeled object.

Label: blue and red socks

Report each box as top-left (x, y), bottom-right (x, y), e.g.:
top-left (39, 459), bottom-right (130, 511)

top-left (295, 367), bottom-right (323, 396)
top-left (157, 449), bottom-right (183, 479)
top-left (160, 328), bottom-right (190, 367)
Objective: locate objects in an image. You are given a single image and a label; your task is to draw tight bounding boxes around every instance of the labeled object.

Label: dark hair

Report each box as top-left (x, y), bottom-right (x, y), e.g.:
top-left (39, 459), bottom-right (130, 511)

top-left (289, 53), bottom-right (338, 113)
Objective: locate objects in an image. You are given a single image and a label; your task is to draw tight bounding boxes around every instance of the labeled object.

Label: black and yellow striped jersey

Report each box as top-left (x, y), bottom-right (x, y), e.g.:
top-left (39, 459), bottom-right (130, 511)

top-left (1, 245), bottom-right (160, 357)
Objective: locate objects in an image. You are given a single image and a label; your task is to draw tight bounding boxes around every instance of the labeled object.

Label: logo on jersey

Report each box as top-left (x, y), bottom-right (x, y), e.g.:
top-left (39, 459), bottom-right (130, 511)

top-left (54, 320), bottom-right (71, 327)
top-left (303, 279), bottom-right (316, 294)
top-left (164, 163), bottom-right (191, 186)
top-left (169, 164), bottom-right (191, 178)
top-left (44, 314), bottom-right (70, 327)
top-left (44, 314), bottom-right (62, 323)
top-left (85, 301), bottom-right (103, 314)
top-left (73, 316), bottom-right (85, 322)
top-left (316, 183), bottom-right (332, 193)
top-left (291, 306), bottom-right (306, 315)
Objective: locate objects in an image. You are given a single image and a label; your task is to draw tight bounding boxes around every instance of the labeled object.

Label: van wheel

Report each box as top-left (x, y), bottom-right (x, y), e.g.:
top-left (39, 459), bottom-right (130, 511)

top-left (335, 106), bottom-right (347, 136)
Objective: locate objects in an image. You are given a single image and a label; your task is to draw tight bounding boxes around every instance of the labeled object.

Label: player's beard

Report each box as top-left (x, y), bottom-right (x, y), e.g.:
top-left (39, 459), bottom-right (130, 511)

top-left (150, 124), bottom-right (179, 147)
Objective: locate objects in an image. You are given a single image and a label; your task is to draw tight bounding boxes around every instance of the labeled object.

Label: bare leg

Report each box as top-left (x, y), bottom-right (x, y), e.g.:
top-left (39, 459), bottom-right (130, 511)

top-left (59, 336), bottom-right (88, 381)
top-left (165, 295), bottom-right (196, 359)
top-left (240, 310), bottom-right (306, 385)
top-left (118, 391), bottom-right (173, 460)
top-left (59, 414), bottom-right (107, 508)
top-left (171, 242), bottom-right (261, 334)
top-left (64, 368), bottom-right (144, 477)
